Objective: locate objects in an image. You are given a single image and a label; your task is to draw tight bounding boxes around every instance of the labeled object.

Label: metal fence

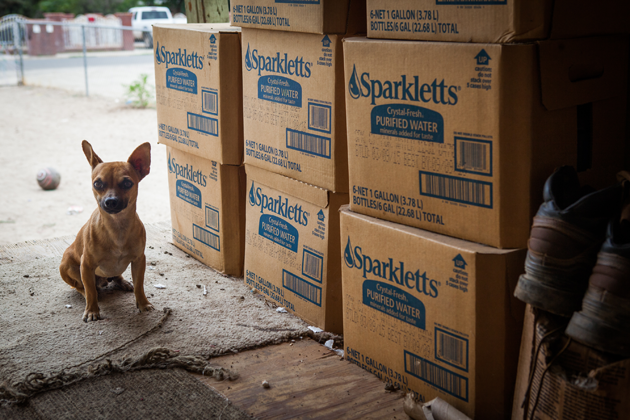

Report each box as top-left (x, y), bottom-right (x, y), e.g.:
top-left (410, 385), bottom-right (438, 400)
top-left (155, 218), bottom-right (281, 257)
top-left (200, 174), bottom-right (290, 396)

top-left (0, 14), bottom-right (153, 95)
top-left (63, 14), bottom-right (124, 51)
top-left (0, 15), bottom-right (26, 85)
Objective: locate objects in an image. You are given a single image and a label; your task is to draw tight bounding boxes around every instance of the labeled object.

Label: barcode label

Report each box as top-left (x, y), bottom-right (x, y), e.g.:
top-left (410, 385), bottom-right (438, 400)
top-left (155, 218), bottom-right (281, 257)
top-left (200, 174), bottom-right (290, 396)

top-left (205, 206), bottom-right (219, 232)
top-left (283, 270), bottom-right (322, 306)
top-left (193, 224), bottom-right (220, 251)
top-left (435, 328), bottom-right (468, 371)
top-left (202, 90), bottom-right (218, 115)
top-left (187, 112), bottom-right (218, 136)
top-left (308, 103), bottom-right (331, 133)
top-left (405, 351), bottom-right (468, 401)
top-left (455, 138), bottom-right (492, 175)
top-left (286, 129), bottom-right (331, 159)
top-left (437, 0), bottom-right (506, 4)
top-left (420, 171), bottom-right (492, 208)
top-left (302, 250), bottom-right (323, 283)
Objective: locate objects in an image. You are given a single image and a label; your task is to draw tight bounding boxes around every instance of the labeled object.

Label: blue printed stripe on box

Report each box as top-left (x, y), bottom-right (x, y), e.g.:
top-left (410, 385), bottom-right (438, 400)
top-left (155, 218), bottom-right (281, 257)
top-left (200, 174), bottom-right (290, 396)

top-left (259, 214), bottom-right (299, 252)
top-left (404, 351), bottom-right (469, 401)
top-left (286, 129), bottom-right (331, 158)
top-left (275, 0), bottom-right (320, 4)
top-left (193, 224), bottom-right (220, 251)
top-left (454, 137), bottom-right (493, 176)
top-left (302, 249), bottom-right (323, 283)
top-left (176, 180), bottom-right (202, 208)
top-left (362, 280), bottom-right (426, 329)
top-left (166, 68), bottom-right (198, 94)
top-left (258, 75), bottom-right (302, 107)
top-left (419, 171), bottom-right (493, 208)
top-left (435, 327), bottom-right (469, 372)
top-left (202, 89), bottom-right (218, 115)
top-left (371, 104), bottom-right (444, 143)
top-left (436, 0), bottom-right (506, 4)
top-left (283, 269), bottom-right (322, 306)
top-left (187, 112), bottom-right (218, 136)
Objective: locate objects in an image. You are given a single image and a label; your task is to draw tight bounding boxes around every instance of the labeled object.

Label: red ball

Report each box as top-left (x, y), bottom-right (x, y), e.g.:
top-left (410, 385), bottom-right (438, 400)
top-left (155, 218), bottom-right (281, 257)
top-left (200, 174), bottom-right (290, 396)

top-left (37, 168), bottom-right (61, 190)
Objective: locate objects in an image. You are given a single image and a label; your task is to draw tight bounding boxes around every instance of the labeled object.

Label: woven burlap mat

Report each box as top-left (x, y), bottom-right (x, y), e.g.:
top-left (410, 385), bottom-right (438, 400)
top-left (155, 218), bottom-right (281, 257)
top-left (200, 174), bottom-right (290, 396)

top-left (1, 368), bottom-right (253, 420)
top-left (0, 223), bottom-right (315, 407)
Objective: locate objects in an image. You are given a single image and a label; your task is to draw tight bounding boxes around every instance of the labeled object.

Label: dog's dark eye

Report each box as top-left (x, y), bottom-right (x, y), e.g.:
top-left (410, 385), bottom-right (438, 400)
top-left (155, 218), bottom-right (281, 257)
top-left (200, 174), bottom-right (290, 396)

top-left (121, 179), bottom-right (134, 190)
top-left (93, 180), bottom-right (104, 190)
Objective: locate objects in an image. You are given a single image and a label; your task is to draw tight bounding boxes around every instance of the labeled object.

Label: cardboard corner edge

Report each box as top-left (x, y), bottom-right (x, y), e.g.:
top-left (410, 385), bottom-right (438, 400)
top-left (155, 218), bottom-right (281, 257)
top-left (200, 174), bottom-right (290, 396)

top-left (245, 165), bottom-right (330, 208)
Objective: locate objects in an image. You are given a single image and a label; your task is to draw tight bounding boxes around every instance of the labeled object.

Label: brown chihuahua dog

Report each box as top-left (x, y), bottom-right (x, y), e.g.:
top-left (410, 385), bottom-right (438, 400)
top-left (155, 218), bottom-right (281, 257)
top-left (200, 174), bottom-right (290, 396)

top-left (59, 140), bottom-right (154, 322)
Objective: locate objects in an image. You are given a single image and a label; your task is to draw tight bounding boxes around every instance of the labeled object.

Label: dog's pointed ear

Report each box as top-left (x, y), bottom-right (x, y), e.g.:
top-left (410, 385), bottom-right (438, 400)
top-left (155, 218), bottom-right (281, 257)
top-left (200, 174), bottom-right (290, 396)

top-left (82, 140), bottom-right (103, 169)
top-left (128, 142), bottom-right (151, 181)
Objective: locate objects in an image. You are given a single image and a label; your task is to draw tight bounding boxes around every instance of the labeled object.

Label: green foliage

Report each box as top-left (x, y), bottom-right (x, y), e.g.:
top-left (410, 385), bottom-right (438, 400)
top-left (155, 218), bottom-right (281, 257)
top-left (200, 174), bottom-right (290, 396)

top-left (1, 0), bottom-right (187, 18)
top-left (160, 0), bottom-right (185, 14)
top-left (38, 0), bottom-right (134, 15)
top-left (1, 0), bottom-right (43, 17)
top-left (126, 0), bottom-right (186, 14)
top-left (37, 0), bottom-right (80, 14)
top-left (124, 73), bottom-right (154, 108)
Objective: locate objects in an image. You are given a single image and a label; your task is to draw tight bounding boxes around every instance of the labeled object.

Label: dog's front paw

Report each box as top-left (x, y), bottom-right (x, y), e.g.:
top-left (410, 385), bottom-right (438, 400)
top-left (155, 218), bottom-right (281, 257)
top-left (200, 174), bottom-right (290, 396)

top-left (83, 308), bottom-right (101, 322)
top-left (136, 301), bottom-right (154, 313)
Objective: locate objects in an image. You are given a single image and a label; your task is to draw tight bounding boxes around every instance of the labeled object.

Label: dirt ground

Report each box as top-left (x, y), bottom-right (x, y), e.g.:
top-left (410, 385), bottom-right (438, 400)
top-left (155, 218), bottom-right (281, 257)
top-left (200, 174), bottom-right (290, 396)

top-left (0, 85), bottom-right (170, 246)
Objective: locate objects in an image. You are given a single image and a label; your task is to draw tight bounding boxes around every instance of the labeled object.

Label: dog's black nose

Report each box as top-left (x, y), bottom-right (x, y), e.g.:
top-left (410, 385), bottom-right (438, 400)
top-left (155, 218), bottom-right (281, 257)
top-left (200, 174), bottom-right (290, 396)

top-left (103, 197), bottom-right (119, 210)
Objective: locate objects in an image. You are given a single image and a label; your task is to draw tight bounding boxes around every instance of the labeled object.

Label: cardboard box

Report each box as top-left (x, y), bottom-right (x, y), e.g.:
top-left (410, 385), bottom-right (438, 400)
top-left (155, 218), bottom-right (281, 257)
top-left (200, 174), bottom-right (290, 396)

top-left (340, 206), bottom-right (526, 419)
top-left (166, 146), bottom-right (245, 276)
top-left (367, 0), bottom-right (630, 43)
top-left (512, 305), bottom-right (630, 420)
top-left (231, 0), bottom-right (366, 35)
top-left (242, 28), bottom-right (349, 192)
top-left (154, 24), bottom-right (243, 165)
top-left (343, 36), bottom-right (628, 248)
top-left (244, 165), bottom-right (348, 333)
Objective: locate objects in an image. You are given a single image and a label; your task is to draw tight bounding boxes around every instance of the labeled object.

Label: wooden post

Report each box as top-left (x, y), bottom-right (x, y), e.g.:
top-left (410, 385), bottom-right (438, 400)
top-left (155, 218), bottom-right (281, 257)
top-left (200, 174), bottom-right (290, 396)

top-left (185, 0), bottom-right (229, 24)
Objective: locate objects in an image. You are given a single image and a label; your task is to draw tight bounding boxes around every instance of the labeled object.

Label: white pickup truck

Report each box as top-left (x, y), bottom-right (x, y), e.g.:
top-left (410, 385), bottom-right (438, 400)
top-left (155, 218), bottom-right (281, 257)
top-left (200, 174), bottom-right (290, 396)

top-left (129, 6), bottom-right (187, 48)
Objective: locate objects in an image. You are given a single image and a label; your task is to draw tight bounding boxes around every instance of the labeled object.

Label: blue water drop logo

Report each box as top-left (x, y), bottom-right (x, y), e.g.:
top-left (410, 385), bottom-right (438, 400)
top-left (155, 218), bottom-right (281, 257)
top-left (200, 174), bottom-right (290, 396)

top-left (248, 181), bottom-right (256, 206)
top-left (244, 43), bottom-right (253, 72)
top-left (155, 41), bottom-right (162, 64)
top-left (344, 236), bottom-right (355, 268)
top-left (167, 153), bottom-right (174, 174)
top-left (348, 64), bottom-right (362, 100)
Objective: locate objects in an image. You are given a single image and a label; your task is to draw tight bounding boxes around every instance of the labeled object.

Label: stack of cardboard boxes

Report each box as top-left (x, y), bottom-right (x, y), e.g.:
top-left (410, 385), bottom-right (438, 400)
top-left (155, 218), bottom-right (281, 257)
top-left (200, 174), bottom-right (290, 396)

top-left (230, 1), bottom-right (365, 333)
top-left (340, 1), bottom-right (628, 419)
top-left (153, 3), bottom-right (365, 332)
top-left (154, 23), bottom-right (245, 276)
top-left (152, 1), bottom-right (629, 417)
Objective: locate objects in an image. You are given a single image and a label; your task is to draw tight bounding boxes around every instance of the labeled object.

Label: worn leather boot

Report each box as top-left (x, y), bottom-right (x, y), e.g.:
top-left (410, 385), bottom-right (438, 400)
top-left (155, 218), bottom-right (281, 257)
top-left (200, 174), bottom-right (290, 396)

top-left (514, 166), bottom-right (625, 317)
top-left (565, 219), bottom-right (630, 357)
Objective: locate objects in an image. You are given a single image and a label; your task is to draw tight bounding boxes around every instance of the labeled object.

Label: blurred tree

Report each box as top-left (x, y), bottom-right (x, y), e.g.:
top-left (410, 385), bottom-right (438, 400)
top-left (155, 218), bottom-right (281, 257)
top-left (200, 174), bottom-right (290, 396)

top-left (37, 0), bottom-right (79, 14)
top-left (39, 0), bottom-right (130, 14)
top-left (161, 0), bottom-right (185, 14)
top-left (127, 0), bottom-right (185, 14)
top-left (1, 0), bottom-right (186, 18)
top-left (0, 0), bottom-right (43, 17)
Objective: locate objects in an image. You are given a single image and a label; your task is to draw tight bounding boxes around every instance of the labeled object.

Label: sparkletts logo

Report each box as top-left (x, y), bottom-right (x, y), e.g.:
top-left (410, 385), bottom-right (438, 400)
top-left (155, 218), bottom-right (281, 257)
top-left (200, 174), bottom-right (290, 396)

top-left (168, 153), bottom-right (207, 187)
top-left (344, 236), bottom-right (439, 298)
top-left (244, 43), bottom-right (312, 78)
top-left (155, 42), bottom-right (204, 70)
top-left (348, 64), bottom-right (459, 106)
top-left (248, 181), bottom-right (309, 226)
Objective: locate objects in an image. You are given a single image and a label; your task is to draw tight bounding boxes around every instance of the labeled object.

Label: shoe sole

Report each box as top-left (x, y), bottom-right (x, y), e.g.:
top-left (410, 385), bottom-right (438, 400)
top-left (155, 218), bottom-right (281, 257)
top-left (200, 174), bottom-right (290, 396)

top-left (565, 286), bottom-right (630, 357)
top-left (514, 273), bottom-right (585, 317)
top-left (514, 248), bottom-right (594, 317)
